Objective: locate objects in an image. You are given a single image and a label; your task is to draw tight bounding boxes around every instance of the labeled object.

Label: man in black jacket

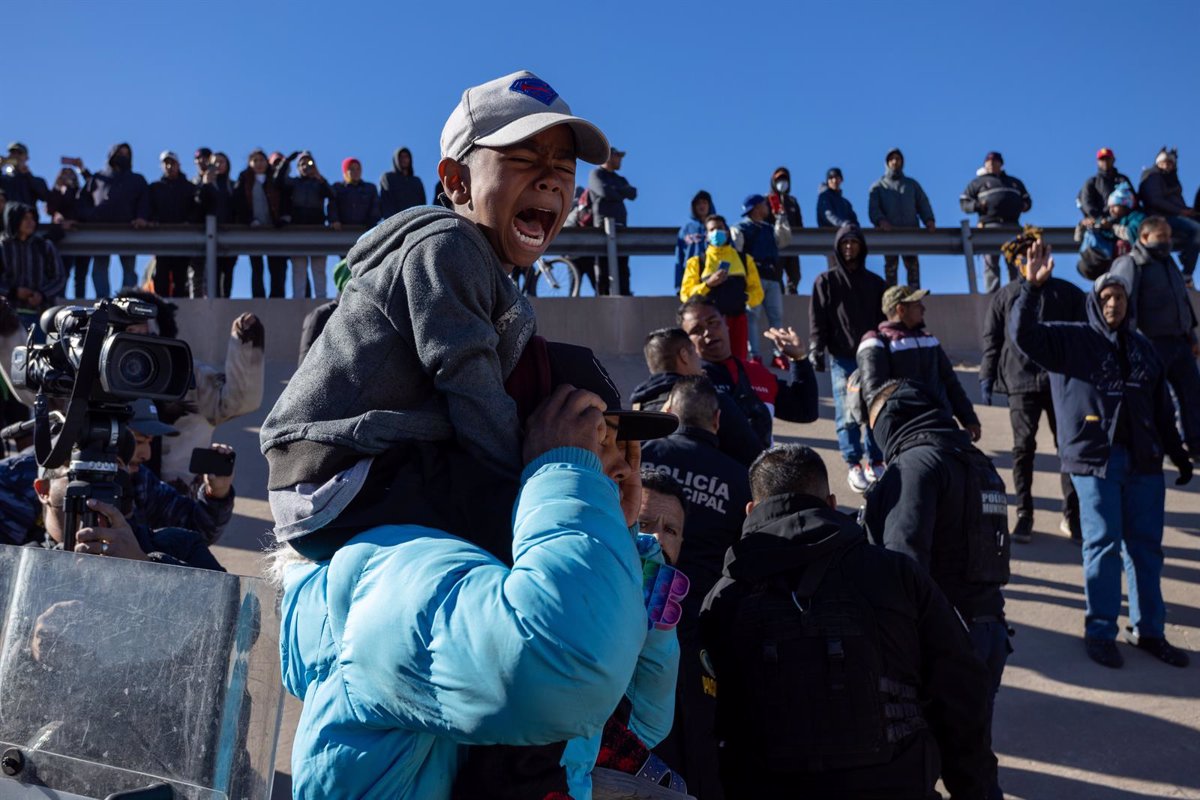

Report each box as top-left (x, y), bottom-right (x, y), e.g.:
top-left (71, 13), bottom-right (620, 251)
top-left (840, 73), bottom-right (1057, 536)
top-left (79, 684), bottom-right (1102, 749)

top-left (629, 327), bottom-right (763, 466)
top-left (1013, 244), bottom-right (1192, 669)
top-left (78, 142), bottom-right (151, 295)
top-left (1077, 147), bottom-right (1132, 227)
top-left (642, 376), bottom-right (749, 800)
top-left (0, 142), bottom-right (51, 212)
top-left (863, 379), bottom-right (1010, 800)
top-left (587, 147), bottom-right (636, 295)
top-left (1138, 148), bottom-right (1200, 282)
top-left (980, 252), bottom-right (1085, 543)
top-left (149, 151), bottom-right (198, 297)
top-left (960, 152), bottom-right (1031, 293)
top-left (1110, 216), bottom-right (1200, 454)
top-left (809, 222), bottom-right (887, 492)
top-left (702, 443), bottom-right (996, 799)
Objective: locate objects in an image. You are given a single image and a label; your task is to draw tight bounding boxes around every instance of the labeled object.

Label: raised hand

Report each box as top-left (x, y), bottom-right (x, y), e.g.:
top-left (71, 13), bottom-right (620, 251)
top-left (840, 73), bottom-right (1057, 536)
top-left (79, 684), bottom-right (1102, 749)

top-left (1025, 240), bottom-right (1054, 286)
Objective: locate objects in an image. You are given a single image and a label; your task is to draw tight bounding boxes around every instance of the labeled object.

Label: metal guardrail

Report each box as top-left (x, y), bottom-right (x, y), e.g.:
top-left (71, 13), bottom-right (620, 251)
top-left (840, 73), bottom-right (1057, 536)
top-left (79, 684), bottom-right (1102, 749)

top-left (44, 218), bottom-right (1080, 295)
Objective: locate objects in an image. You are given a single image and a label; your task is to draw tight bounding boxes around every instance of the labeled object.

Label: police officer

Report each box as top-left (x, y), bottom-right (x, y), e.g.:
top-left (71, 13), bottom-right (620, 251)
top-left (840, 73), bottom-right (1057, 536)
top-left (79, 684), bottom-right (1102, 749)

top-left (701, 444), bottom-right (995, 798)
top-left (863, 379), bottom-right (1010, 800)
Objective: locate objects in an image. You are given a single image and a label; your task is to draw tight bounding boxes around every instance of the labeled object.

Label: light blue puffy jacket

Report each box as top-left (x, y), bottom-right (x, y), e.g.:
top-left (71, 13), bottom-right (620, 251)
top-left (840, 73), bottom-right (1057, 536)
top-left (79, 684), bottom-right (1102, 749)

top-left (279, 447), bottom-right (647, 799)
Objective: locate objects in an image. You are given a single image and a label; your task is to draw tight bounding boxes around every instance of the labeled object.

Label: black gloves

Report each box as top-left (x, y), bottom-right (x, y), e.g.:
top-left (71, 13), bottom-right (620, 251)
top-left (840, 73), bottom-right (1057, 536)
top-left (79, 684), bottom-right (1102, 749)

top-left (1171, 450), bottom-right (1193, 486)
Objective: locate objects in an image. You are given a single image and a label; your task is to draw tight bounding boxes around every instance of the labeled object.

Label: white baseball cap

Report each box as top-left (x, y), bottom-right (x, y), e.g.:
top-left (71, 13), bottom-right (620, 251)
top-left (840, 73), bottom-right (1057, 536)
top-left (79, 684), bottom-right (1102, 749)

top-left (159, 150), bottom-right (180, 163)
top-left (440, 70), bottom-right (609, 165)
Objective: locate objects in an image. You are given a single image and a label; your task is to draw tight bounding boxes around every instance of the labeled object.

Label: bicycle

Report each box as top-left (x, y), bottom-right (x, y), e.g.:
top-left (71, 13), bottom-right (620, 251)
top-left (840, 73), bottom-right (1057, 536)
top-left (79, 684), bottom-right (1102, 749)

top-left (515, 256), bottom-right (581, 297)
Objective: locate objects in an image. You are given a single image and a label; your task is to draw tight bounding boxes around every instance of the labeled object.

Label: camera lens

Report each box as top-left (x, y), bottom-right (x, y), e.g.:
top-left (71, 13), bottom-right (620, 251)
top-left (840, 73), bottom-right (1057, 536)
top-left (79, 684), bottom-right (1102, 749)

top-left (116, 348), bottom-right (157, 389)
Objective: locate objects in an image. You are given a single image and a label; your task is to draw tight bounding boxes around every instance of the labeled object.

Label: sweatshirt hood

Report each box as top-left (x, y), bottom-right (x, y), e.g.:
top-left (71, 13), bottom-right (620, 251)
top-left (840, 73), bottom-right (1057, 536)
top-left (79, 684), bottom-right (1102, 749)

top-left (345, 205), bottom-right (500, 282)
top-left (1086, 272), bottom-right (1134, 341)
top-left (392, 147), bottom-right (413, 176)
top-left (833, 222), bottom-right (869, 271)
top-left (690, 189), bottom-right (714, 221)
top-left (723, 493), bottom-right (863, 582)
top-left (630, 371), bottom-right (679, 405)
top-left (770, 167), bottom-right (791, 191)
top-left (107, 142), bottom-right (132, 171)
top-left (870, 380), bottom-right (968, 463)
top-left (1, 201), bottom-right (32, 238)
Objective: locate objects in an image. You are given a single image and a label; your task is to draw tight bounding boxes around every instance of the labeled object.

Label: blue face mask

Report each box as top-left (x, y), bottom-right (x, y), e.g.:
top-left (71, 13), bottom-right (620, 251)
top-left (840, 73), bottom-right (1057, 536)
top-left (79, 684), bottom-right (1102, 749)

top-left (708, 229), bottom-right (728, 247)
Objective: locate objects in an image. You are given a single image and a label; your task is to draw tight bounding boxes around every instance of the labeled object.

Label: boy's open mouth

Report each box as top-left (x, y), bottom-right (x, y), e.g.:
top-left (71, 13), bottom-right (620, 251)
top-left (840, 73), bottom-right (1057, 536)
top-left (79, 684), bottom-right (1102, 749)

top-left (512, 206), bottom-right (557, 248)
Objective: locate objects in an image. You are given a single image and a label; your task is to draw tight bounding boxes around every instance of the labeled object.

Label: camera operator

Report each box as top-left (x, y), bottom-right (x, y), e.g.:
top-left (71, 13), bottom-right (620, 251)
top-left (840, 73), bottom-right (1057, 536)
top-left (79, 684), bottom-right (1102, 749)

top-left (117, 289), bottom-right (265, 489)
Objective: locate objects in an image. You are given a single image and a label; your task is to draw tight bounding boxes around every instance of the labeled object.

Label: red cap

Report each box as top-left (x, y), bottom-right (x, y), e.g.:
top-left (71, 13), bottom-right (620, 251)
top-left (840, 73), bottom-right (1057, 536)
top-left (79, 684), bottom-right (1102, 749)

top-left (341, 157), bottom-right (361, 175)
top-left (1096, 147), bottom-right (1115, 160)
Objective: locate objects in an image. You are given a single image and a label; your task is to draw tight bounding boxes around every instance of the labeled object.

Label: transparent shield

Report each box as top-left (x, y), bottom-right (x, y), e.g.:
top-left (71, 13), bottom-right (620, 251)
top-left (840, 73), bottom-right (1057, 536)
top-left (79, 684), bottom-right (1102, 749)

top-left (0, 546), bottom-right (283, 800)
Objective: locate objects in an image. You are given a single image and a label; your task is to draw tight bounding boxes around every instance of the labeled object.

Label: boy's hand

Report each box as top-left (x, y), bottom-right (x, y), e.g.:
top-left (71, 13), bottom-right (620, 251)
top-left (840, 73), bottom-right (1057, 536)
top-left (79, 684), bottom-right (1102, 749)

top-left (522, 384), bottom-right (607, 465)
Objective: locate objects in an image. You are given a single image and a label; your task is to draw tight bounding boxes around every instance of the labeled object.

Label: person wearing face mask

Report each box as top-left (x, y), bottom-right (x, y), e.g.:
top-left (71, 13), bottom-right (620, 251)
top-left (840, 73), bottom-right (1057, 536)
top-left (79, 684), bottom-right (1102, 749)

top-left (1013, 244), bottom-right (1193, 669)
top-left (868, 148), bottom-right (936, 288)
top-left (1138, 147), bottom-right (1200, 285)
top-left (1111, 216), bottom-right (1200, 454)
top-left (77, 142), bottom-right (151, 295)
top-left (766, 168), bottom-right (804, 294)
top-left (679, 214), bottom-right (763, 360)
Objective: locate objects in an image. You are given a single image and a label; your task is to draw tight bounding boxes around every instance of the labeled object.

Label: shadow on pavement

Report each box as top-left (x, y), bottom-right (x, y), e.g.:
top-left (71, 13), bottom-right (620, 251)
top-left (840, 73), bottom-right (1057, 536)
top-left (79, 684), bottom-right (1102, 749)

top-left (1000, 765), bottom-right (1184, 800)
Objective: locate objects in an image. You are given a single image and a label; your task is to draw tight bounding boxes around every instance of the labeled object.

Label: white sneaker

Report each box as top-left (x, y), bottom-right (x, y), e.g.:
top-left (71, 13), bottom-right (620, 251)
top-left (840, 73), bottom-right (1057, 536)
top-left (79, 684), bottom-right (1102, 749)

top-left (847, 465), bottom-right (870, 494)
top-left (865, 461), bottom-right (886, 482)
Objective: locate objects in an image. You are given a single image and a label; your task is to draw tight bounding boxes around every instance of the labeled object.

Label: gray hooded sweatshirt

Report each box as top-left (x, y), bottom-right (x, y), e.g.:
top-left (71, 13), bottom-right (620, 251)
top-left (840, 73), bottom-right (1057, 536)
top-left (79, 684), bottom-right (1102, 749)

top-left (260, 206), bottom-right (535, 534)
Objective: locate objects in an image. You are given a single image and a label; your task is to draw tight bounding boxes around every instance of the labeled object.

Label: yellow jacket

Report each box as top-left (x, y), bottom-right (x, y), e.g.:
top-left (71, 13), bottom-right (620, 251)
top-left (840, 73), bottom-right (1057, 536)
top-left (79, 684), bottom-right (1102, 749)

top-left (679, 244), bottom-right (763, 311)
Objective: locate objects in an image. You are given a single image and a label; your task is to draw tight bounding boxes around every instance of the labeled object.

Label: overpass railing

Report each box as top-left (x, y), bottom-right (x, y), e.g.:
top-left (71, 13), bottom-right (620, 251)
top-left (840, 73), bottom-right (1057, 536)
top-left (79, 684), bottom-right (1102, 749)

top-left (45, 218), bottom-right (1079, 295)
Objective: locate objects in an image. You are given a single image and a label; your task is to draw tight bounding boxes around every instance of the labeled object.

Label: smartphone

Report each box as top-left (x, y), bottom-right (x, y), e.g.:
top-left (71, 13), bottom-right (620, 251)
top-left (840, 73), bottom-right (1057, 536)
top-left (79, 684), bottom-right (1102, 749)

top-left (60, 156), bottom-right (82, 167)
top-left (717, 261), bottom-right (731, 273)
top-left (189, 447), bottom-right (235, 476)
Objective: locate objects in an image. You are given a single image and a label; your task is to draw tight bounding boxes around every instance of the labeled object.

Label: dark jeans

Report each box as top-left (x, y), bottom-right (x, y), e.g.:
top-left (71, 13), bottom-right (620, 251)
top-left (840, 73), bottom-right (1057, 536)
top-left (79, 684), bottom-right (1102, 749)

top-left (883, 254), bottom-right (921, 288)
top-left (1151, 335), bottom-right (1200, 450)
top-left (1008, 390), bottom-right (1079, 522)
top-left (593, 254), bottom-right (630, 295)
top-left (249, 254), bottom-right (290, 298)
top-left (153, 256), bottom-right (191, 298)
top-left (968, 619), bottom-right (1010, 800)
top-left (87, 254), bottom-right (138, 297)
top-left (64, 255), bottom-right (90, 298)
top-left (780, 255), bottom-right (802, 294)
top-left (215, 256), bottom-right (237, 298)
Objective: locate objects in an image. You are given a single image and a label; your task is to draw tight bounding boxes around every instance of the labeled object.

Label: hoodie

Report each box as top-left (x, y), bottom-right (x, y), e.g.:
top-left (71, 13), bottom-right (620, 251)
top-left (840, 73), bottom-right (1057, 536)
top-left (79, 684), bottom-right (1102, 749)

top-left (674, 190), bottom-right (713, 290)
top-left (0, 202), bottom-right (65, 310)
top-left (1012, 277), bottom-right (1187, 478)
top-left (809, 223), bottom-right (887, 362)
top-left (766, 167), bottom-right (803, 229)
top-left (379, 148), bottom-right (427, 218)
top-left (79, 143), bottom-right (151, 223)
top-left (816, 183), bottom-right (857, 228)
top-left (862, 380), bottom-right (1006, 621)
top-left (629, 371), bottom-right (764, 466)
top-left (260, 206), bottom-right (536, 537)
top-left (700, 492), bottom-right (996, 799)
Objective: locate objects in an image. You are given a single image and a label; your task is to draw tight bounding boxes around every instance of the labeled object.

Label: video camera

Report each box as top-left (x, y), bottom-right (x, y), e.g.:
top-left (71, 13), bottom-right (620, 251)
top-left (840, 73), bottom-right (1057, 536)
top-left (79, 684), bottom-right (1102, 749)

top-left (8, 297), bottom-right (192, 550)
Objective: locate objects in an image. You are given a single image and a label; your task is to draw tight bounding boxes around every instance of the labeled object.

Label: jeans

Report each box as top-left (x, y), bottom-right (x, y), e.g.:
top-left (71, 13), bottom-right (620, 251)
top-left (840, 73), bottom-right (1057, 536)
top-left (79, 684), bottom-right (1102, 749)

top-left (1070, 445), bottom-right (1167, 640)
top-left (780, 255), bottom-right (801, 294)
top-left (153, 256), bottom-right (191, 298)
top-left (216, 256), bottom-right (237, 298)
top-left (968, 620), bottom-right (1010, 800)
top-left (830, 355), bottom-right (882, 465)
top-left (981, 223), bottom-right (1018, 293)
top-left (883, 254), bottom-right (921, 288)
top-left (292, 255), bottom-right (327, 298)
top-left (64, 255), bottom-right (90, 298)
top-left (747, 277), bottom-right (784, 357)
top-left (88, 254), bottom-right (138, 297)
top-left (1152, 335), bottom-right (1200, 450)
top-left (1167, 214), bottom-right (1200, 276)
top-left (249, 255), bottom-right (289, 298)
top-left (1008, 390), bottom-right (1079, 521)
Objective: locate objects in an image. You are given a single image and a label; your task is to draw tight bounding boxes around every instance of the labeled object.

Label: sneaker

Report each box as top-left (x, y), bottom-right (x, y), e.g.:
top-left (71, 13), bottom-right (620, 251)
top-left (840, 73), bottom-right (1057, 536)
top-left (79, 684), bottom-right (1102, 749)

top-left (1012, 515), bottom-right (1034, 544)
top-left (1084, 636), bottom-right (1124, 668)
top-left (1124, 627), bottom-right (1191, 667)
top-left (771, 355), bottom-right (790, 371)
top-left (847, 465), bottom-right (870, 494)
top-left (865, 461), bottom-right (886, 482)
top-left (1059, 516), bottom-right (1082, 541)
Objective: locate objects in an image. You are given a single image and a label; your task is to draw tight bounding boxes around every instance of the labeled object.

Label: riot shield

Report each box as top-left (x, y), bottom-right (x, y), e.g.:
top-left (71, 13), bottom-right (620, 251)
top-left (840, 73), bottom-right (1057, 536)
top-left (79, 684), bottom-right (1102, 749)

top-left (0, 545), bottom-right (284, 800)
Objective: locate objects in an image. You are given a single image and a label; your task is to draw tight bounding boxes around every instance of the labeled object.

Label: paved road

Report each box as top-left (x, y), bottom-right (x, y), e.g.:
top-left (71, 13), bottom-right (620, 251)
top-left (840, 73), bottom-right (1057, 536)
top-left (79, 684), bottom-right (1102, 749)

top-left (212, 356), bottom-right (1200, 800)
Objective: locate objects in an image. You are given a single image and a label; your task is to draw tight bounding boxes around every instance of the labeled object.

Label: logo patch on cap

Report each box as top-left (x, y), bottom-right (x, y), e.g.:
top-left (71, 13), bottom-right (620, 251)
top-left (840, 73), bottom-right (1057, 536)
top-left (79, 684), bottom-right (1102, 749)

top-left (510, 78), bottom-right (559, 106)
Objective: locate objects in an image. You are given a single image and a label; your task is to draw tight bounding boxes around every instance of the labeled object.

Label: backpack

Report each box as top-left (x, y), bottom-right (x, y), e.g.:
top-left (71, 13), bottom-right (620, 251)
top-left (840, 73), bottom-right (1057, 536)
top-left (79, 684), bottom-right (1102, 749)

top-left (564, 188), bottom-right (594, 228)
top-left (724, 543), bottom-right (925, 773)
top-left (945, 443), bottom-right (1011, 585)
top-left (1077, 228), bottom-right (1115, 280)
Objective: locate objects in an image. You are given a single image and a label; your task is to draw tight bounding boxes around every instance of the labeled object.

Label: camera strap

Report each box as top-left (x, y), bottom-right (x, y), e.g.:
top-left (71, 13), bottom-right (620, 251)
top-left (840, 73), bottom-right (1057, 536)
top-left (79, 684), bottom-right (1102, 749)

top-left (35, 304), bottom-right (110, 469)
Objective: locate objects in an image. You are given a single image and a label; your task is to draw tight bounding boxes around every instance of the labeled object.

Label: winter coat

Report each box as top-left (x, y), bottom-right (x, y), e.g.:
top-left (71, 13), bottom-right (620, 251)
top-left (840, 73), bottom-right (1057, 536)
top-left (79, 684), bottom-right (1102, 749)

top-left (733, 213), bottom-right (792, 282)
top-left (862, 381), bottom-right (1006, 620)
top-left (679, 244), bottom-right (763, 316)
top-left (588, 167), bottom-right (636, 225)
top-left (160, 329), bottom-right (265, 485)
top-left (1138, 166), bottom-right (1190, 217)
top-left (0, 449), bottom-right (40, 546)
top-left (46, 185), bottom-right (81, 222)
top-left (195, 174), bottom-right (236, 224)
top-left (332, 180), bottom-right (382, 227)
top-left (674, 190), bottom-right (713, 290)
top-left (959, 171), bottom-right (1031, 225)
top-left (1011, 281), bottom-right (1186, 477)
top-left (0, 202), bottom-right (65, 310)
top-left (233, 168), bottom-right (282, 226)
top-left (629, 372), bottom-right (764, 466)
top-left (857, 322), bottom-right (979, 429)
top-left (980, 276), bottom-right (1085, 396)
top-left (868, 169), bottom-right (935, 228)
top-left (379, 148), bottom-right (427, 218)
top-left (700, 492), bottom-right (996, 800)
top-left (79, 143), bottom-right (150, 223)
top-left (809, 223), bottom-right (886, 362)
top-left (280, 447), bottom-right (646, 800)
top-left (0, 170), bottom-right (51, 208)
top-left (816, 185), bottom-right (857, 228)
top-left (149, 174), bottom-right (198, 224)
top-left (129, 464), bottom-right (234, 545)
top-left (1110, 244), bottom-right (1197, 342)
top-left (702, 356), bottom-right (820, 446)
top-left (1077, 168), bottom-right (1133, 221)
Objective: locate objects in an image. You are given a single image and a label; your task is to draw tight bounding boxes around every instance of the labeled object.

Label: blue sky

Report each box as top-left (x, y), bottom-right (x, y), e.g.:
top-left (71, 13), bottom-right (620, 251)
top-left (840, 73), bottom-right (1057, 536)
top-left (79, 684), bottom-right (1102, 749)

top-left (9, 0), bottom-right (1199, 298)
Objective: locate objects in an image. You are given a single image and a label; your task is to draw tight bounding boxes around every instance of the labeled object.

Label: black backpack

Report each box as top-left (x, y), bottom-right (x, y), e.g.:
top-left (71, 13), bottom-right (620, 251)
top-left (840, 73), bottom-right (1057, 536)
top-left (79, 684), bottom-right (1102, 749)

top-left (723, 542), bottom-right (925, 773)
top-left (945, 443), bottom-right (1012, 585)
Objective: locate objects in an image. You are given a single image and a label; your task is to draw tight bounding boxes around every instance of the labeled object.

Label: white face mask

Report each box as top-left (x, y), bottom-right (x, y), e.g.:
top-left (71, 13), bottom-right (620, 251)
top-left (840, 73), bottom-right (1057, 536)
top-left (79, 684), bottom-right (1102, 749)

top-left (774, 179), bottom-right (789, 194)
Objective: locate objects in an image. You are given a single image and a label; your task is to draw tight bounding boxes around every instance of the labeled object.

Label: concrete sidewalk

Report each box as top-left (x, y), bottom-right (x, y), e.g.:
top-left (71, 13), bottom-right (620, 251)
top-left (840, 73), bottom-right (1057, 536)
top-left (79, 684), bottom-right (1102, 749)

top-left (212, 357), bottom-right (1200, 800)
